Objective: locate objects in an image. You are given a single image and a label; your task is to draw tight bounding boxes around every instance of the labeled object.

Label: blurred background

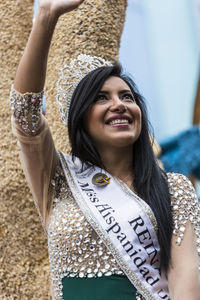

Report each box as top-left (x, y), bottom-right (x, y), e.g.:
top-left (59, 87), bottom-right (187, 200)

top-left (120, 0), bottom-right (200, 141)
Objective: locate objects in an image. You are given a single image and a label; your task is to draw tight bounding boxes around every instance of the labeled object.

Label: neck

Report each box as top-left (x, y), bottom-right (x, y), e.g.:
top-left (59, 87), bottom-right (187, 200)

top-left (97, 146), bottom-right (134, 187)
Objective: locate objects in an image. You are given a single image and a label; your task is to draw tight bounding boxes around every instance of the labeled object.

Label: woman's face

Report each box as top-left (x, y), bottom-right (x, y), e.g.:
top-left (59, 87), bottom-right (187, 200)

top-left (84, 76), bottom-right (142, 151)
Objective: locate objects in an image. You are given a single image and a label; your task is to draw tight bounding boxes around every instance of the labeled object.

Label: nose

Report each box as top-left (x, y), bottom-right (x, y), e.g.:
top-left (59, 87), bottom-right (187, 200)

top-left (109, 97), bottom-right (127, 113)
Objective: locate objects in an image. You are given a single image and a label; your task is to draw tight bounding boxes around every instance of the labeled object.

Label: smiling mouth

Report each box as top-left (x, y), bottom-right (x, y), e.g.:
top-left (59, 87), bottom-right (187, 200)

top-left (109, 119), bottom-right (130, 125)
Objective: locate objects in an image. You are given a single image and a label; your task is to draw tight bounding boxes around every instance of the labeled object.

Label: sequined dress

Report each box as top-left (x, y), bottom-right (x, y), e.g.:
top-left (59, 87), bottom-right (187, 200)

top-left (10, 87), bottom-right (200, 300)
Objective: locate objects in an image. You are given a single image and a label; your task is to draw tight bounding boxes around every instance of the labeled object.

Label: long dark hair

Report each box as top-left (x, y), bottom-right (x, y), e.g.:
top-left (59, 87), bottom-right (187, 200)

top-left (68, 63), bottom-right (173, 272)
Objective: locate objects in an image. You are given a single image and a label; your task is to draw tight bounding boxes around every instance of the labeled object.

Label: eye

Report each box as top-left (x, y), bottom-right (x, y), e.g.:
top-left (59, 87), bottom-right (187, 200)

top-left (122, 93), bottom-right (135, 102)
top-left (95, 94), bottom-right (108, 102)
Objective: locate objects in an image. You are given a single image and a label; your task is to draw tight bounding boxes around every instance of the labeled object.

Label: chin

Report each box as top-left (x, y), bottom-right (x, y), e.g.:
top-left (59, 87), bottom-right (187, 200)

top-left (108, 137), bottom-right (138, 148)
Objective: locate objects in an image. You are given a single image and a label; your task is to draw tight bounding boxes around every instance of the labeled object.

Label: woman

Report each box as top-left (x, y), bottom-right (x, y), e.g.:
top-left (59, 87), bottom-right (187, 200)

top-left (9, 0), bottom-right (200, 299)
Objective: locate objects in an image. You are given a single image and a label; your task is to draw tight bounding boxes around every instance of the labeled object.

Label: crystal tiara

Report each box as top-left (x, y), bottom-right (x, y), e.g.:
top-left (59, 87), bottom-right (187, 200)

top-left (56, 54), bottom-right (113, 125)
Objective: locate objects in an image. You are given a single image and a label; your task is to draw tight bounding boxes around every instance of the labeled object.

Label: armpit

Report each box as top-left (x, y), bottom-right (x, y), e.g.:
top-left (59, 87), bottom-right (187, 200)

top-left (168, 173), bottom-right (200, 260)
top-left (9, 85), bottom-right (43, 135)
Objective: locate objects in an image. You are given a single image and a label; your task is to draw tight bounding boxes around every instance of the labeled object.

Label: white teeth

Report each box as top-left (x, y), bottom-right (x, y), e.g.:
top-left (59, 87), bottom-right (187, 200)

top-left (109, 119), bottom-right (129, 125)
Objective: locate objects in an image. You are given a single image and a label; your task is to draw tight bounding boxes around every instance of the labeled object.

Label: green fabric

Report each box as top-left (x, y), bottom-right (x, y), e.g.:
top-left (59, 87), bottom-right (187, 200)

top-left (62, 274), bottom-right (137, 300)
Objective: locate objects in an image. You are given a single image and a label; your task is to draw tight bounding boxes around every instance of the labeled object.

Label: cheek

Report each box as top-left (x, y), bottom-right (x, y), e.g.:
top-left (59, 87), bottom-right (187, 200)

top-left (83, 107), bottom-right (95, 132)
top-left (133, 106), bottom-right (142, 123)
top-left (134, 107), bottom-right (142, 134)
top-left (83, 108), bottom-right (101, 138)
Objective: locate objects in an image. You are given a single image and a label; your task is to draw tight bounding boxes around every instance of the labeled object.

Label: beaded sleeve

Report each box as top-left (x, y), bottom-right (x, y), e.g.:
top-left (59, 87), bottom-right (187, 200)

top-left (168, 173), bottom-right (200, 263)
top-left (9, 85), bottom-right (44, 135)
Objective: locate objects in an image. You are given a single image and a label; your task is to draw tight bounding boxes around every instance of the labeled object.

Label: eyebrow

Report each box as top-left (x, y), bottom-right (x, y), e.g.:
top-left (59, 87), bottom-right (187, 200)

top-left (99, 89), bottom-right (132, 94)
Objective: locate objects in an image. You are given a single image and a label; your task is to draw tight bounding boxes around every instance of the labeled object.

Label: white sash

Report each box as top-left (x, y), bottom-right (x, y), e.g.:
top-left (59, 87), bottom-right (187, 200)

top-left (59, 152), bottom-right (170, 300)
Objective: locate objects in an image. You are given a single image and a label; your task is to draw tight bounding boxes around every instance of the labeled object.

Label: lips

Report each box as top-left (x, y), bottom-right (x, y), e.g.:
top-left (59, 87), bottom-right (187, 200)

top-left (105, 115), bottom-right (132, 125)
top-left (109, 119), bottom-right (129, 125)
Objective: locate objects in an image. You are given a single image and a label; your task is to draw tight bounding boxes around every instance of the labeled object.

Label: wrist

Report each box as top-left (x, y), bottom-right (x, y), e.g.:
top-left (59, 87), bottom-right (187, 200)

top-left (36, 6), bottom-right (59, 29)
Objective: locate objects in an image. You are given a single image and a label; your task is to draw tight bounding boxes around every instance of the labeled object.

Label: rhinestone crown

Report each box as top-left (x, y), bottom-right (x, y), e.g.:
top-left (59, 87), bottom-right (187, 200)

top-left (56, 54), bottom-right (112, 125)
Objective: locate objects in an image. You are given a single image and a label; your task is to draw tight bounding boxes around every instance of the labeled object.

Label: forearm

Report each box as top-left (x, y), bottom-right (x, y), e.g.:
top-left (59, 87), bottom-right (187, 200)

top-left (14, 7), bottom-right (58, 93)
top-left (169, 271), bottom-right (200, 300)
top-left (168, 220), bottom-right (200, 300)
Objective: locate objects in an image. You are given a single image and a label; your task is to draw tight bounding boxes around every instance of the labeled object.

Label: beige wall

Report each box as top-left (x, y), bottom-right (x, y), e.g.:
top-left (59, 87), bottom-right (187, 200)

top-left (0, 0), bottom-right (127, 298)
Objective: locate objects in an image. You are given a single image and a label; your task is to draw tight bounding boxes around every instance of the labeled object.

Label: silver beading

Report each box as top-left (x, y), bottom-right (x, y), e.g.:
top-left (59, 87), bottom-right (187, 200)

top-left (10, 85), bottom-right (43, 135)
top-left (56, 54), bottom-right (113, 125)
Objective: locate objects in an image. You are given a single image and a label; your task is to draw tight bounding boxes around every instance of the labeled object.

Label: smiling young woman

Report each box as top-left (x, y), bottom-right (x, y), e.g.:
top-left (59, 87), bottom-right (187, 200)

top-left (83, 76), bottom-right (142, 152)
top-left (9, 1), bottom-right (200, 300)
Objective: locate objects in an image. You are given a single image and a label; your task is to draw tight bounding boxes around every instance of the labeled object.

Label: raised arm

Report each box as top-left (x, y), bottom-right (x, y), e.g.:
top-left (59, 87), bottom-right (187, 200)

top-left (14, 0), bottom-right (84, 93)
top-left (10, 0), bottom-right (84, 228)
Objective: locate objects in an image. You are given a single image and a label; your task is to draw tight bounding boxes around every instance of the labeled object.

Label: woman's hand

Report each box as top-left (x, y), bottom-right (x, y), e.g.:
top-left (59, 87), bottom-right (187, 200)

top-left (14, 0), bottom-right (84, 93)
top-left (38, 0), bottom-right (84, 18)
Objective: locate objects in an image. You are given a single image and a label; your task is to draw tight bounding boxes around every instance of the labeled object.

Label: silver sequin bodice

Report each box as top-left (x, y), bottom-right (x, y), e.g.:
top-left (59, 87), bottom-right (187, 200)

top-left (48, 166), bottom-right (200, 300)
top-left (48, 165), bottom-right (123, 299)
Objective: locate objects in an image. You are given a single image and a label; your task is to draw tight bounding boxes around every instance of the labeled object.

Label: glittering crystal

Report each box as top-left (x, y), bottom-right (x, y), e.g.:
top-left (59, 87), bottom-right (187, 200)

top-left (88, 273), bottom-right (95, 278)
top-left (83, 237), bottom-right (90, 243)
top-left (78, 249), bottom-right (82, 255)
top-left (84, 253), bottom-right (90, 259)
top-left (90, 245), bottom-right (95, 251)
top-left (9, 86), bottom-right (43, 135)
top-left (105, 271), bottom-right (112, 276)
top-left (79, 265), bottom-right (86, 272)
top-left (71, 254), bottom-right (77, 260)
top-left (180, 226), bottom-right (185, 233)
top-left (81, 245), bottom-right (87, 251)
top-left (105, 263), bottom-right (110, 269)
top-left (79, 272), bottom-right (85, 278)
top-left (77, 226), bottom-right (83, 231)
top-left (96, 261), bottom-right (101, 268)
top-left (73, 268), bottom-right (78, 273)
top-left (101, 268), bottom-right (107, 273)
top-left (102, 255), bottom-right (109, 260)
top-left (87, 268), bottom-right (92, 274)
top-left (97, 272), bottom-right (103, 277)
